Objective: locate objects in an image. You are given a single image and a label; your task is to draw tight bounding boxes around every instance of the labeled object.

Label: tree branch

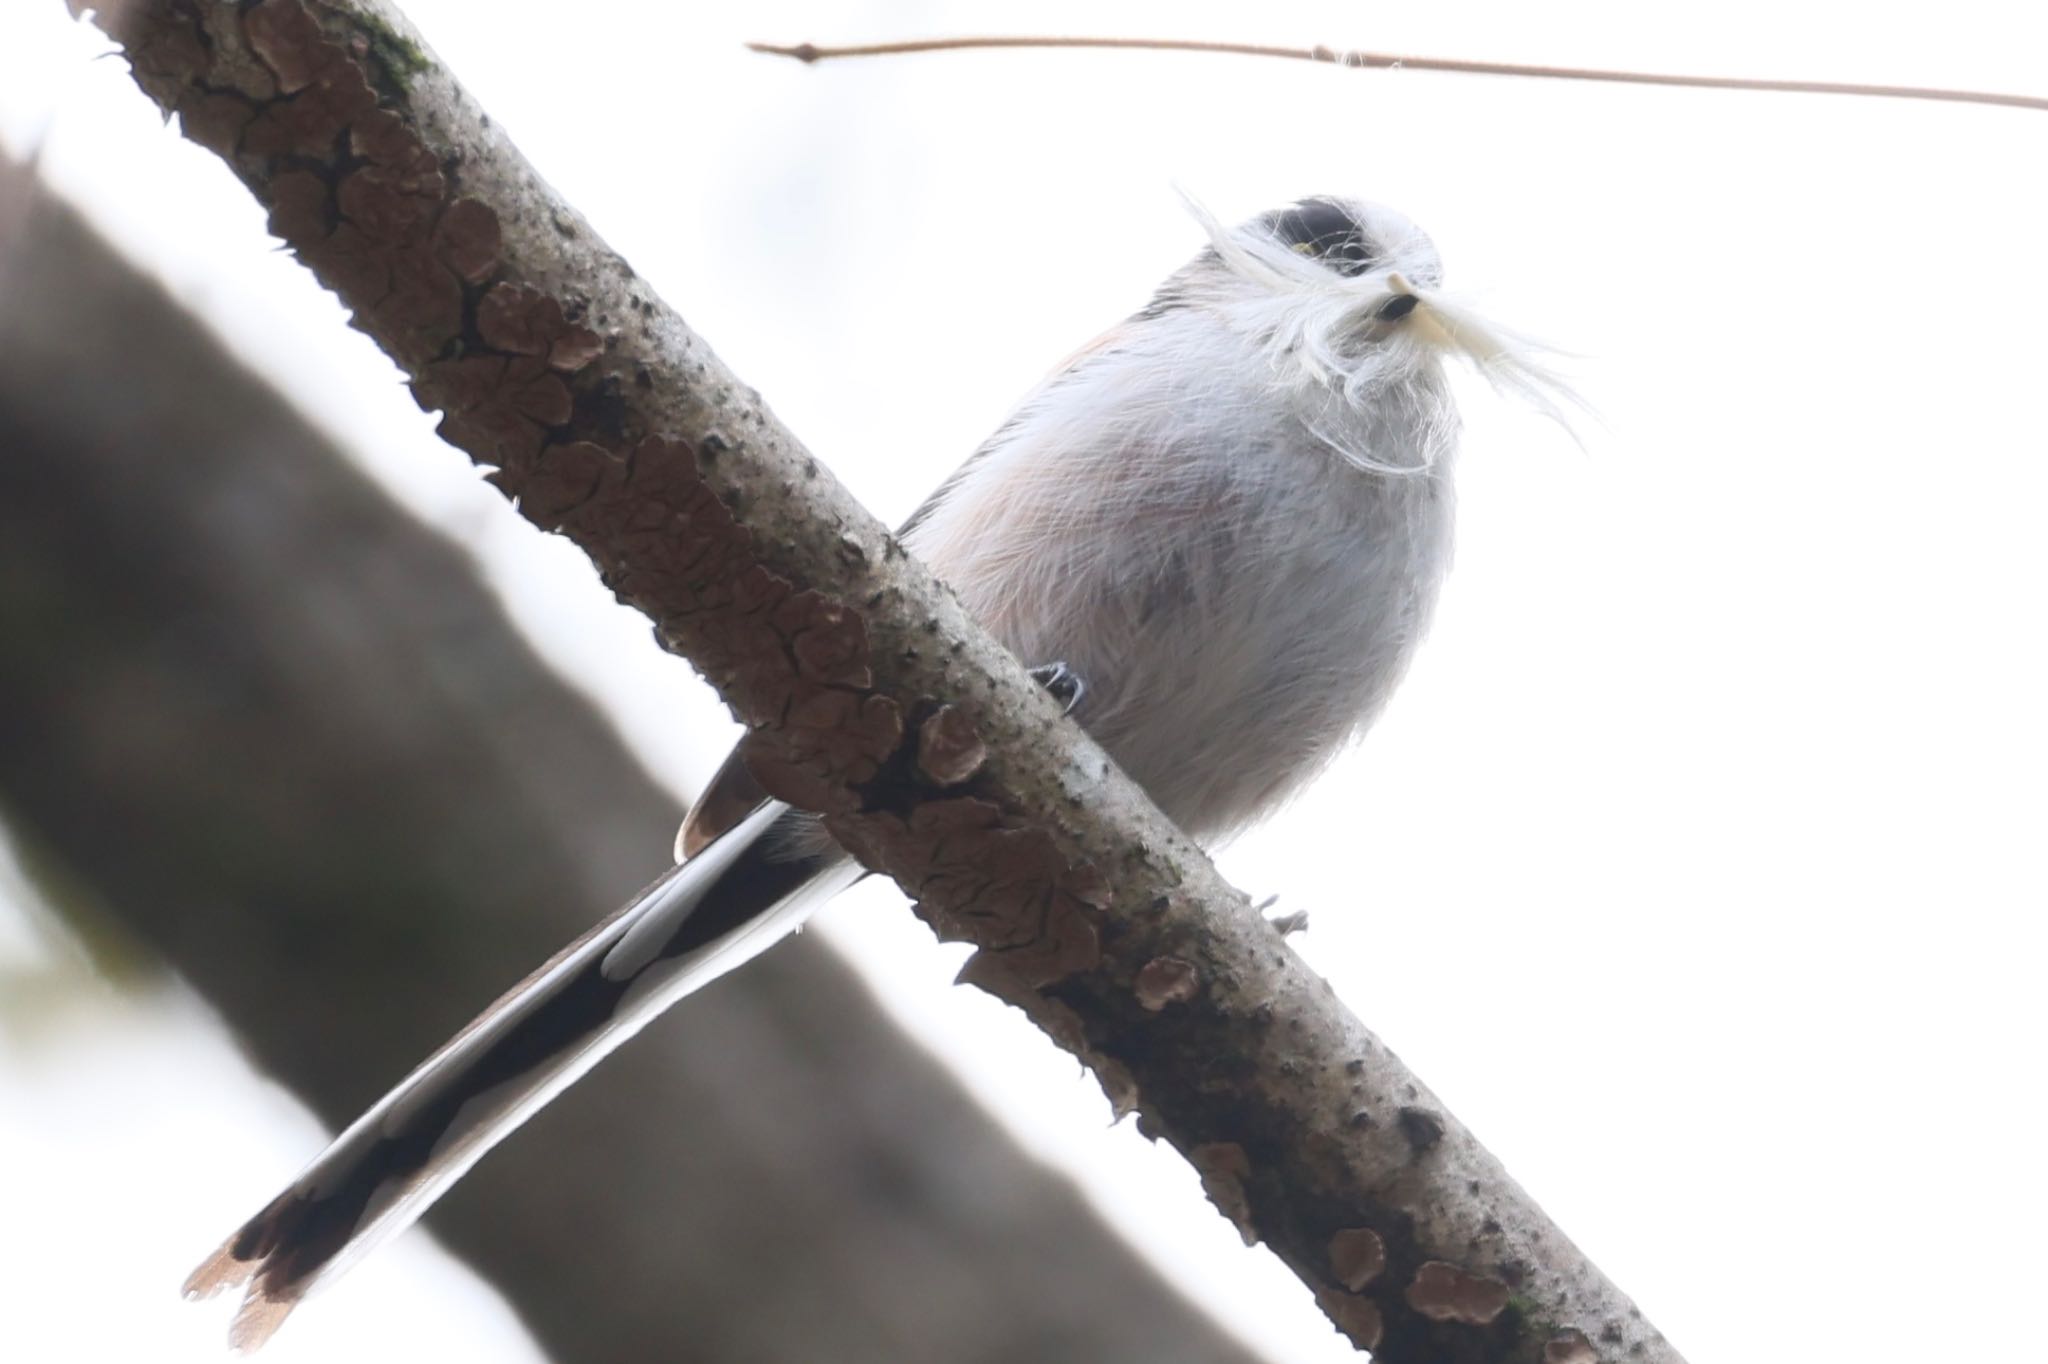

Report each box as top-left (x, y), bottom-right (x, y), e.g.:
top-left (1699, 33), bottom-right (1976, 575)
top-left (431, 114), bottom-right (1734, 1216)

top-left (748, 34), bottom-right (2048, 115)
top-left (76, 2), bottom-right (1683, 1359)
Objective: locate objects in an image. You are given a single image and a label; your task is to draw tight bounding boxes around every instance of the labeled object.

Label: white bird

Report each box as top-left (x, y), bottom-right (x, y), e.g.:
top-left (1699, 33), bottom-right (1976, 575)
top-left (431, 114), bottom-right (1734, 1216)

top-left (185, 195), bottom-right (1562, 1348)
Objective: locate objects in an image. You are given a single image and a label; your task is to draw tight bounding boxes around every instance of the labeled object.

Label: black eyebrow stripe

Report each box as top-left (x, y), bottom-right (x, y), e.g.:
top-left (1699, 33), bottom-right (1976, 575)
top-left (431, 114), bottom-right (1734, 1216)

top-left (1264, 199), bottom-right (1375, 277)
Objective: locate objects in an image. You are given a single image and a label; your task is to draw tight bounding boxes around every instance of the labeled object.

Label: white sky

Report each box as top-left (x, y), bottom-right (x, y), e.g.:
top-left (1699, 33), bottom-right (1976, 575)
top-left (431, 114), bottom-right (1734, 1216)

top-left (3, 2), bottom-right (2045, 1362)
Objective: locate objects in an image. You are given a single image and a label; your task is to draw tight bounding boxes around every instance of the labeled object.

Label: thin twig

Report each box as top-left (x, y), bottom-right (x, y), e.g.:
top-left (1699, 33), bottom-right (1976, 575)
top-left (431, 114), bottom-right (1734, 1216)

top-left (749, 35), bottom-right (2048, 114)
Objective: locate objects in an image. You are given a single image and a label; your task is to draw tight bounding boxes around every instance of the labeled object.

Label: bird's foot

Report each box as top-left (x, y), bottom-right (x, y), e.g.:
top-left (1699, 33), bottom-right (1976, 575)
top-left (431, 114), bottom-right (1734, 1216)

top-left (1256, 893), bottom-right (1309, 937)
top-left (1028, 661), bottom-right (1087, 716)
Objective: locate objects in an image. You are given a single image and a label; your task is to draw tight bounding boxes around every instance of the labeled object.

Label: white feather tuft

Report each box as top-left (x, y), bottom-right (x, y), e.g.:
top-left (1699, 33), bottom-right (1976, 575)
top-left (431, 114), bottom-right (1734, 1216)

top-left (1176, 190), bottom-right (1584, 471)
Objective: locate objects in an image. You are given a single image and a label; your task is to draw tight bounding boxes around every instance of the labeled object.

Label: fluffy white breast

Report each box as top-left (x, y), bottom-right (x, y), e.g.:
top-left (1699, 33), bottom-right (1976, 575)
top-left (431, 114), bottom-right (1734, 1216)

top-left (905, 296), bottom-right (1457, 841)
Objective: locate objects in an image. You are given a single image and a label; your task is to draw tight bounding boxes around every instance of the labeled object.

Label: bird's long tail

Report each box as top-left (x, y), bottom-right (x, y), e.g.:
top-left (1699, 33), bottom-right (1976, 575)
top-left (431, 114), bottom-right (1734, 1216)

top-left (184, 800), bottom-right (856, 1350)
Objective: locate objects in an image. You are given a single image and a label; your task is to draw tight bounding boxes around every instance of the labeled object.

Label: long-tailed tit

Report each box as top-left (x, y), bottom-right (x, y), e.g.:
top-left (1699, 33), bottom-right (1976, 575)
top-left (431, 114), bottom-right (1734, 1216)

top-left (186, 196), bottom-right (1561, 1347)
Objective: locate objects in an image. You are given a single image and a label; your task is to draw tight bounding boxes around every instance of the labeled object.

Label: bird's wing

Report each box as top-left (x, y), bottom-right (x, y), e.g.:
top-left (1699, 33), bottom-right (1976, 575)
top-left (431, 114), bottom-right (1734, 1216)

top-left (674, 322), bottom-right (1135, 858)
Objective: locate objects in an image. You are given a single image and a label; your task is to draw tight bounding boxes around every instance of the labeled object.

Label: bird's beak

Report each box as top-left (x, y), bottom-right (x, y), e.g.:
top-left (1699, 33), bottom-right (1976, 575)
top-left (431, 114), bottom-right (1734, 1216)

top-left (1383, 272), bottom-right (1454, 351)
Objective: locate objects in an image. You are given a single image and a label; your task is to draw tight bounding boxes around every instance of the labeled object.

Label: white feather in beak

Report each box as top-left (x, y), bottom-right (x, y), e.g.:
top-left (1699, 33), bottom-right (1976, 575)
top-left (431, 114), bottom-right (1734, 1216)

top-left (1178, 191), bottom-right (1582, 473)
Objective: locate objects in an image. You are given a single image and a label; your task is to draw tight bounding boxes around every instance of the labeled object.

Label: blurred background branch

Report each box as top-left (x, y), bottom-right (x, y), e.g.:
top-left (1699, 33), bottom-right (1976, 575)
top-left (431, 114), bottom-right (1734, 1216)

top-left (0, 152), bottom-right (1259, 1364)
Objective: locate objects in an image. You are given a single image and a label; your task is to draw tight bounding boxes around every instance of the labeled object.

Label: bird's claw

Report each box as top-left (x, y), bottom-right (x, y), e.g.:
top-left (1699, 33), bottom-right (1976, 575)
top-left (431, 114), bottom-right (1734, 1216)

top-left (1029, 661), bottom-right (1087, 716)
top-left (1258, 895), bottom-right (1309, 937)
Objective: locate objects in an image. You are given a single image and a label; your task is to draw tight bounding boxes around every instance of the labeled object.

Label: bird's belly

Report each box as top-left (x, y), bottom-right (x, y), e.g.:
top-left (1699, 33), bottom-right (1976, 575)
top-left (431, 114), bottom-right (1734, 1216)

top-left (989, 464), bottom-right (1449, 841)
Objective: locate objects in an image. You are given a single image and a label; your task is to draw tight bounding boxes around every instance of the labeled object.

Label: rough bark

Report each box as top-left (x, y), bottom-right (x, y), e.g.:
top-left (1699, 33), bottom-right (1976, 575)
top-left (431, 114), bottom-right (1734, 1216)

top-left (68, 3), bottom-right (1684, 1360)
top-left (0, 154), bottom-right (1263, 1364)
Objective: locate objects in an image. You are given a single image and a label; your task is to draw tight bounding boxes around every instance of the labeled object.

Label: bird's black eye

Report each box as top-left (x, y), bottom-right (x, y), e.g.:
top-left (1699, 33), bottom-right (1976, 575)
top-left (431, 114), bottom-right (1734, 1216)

top-left (1265, 198), bottom-right (1375, 277)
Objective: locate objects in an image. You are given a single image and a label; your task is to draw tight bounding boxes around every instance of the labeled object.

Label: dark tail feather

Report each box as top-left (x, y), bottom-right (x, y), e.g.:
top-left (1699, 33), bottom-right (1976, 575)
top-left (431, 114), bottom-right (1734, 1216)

top-left (186, 800), bottom-right (856, 1349)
